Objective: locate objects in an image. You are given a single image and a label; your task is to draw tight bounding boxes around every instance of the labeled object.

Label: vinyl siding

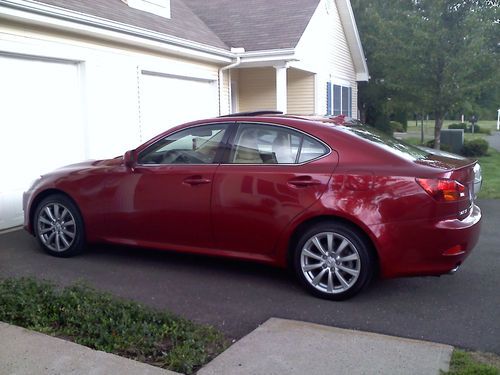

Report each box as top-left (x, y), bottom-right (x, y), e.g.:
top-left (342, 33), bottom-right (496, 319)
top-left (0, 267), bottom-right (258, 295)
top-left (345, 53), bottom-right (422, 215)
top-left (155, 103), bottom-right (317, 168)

top-left (293, 0), bottom-right (359, 118)
top-left (287, 69), bottom-right (315, 115)
top-left (238, 67), bottom-right (276, 112)
top-left (219, 69), bottom-right (231, 115)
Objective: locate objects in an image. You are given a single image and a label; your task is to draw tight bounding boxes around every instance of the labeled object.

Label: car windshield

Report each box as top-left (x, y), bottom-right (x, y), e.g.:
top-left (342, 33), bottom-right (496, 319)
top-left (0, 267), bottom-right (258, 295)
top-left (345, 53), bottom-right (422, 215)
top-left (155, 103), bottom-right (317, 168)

top-left (340, 125), bottom-right (430, 161)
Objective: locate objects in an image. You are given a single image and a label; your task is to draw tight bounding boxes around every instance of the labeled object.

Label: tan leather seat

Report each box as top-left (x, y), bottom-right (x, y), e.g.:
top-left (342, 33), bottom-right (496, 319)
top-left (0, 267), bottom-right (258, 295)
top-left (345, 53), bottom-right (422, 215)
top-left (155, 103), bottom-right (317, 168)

top-left (272, 134), bottom-right (295, 163)
top-left (233, 130), bottom-right (263, 163)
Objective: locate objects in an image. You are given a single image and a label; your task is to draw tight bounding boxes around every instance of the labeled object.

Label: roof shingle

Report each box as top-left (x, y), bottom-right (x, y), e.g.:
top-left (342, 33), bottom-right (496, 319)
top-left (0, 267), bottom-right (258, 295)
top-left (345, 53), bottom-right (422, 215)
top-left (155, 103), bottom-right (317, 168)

top-left (183, 0), bottom-right (320, 51)
top-left (32, 0), bottom-right (321, 52)
top-left (33, 0), bottom-right (228, 49)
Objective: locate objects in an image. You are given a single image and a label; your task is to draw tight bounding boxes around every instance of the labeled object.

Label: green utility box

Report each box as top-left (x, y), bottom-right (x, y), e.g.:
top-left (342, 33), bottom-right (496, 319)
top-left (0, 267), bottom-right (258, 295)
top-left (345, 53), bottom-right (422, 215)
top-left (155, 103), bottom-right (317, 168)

top-left (440, 129), bottom-right (464, 154)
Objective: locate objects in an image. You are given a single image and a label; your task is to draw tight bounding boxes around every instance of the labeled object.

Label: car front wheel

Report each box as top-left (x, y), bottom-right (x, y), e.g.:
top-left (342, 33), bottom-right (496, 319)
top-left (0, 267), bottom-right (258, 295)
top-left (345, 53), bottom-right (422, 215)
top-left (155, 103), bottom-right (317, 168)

top-left (34, 194), bottom-right (85, 257)
top-left (293, 222), bottom-right (375, 300)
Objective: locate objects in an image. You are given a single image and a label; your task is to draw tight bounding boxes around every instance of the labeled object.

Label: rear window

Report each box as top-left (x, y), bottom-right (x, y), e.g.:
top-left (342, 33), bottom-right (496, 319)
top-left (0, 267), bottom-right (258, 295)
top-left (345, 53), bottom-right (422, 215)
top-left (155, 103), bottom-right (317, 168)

top-left (341, 125), bottom-right (430, 161)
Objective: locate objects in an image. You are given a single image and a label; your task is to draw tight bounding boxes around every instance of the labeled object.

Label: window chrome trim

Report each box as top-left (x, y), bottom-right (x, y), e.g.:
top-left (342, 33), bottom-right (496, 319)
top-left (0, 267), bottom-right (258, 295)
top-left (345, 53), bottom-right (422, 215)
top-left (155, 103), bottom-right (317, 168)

top-left (134, 120), bottom-right (334, 167)
top-left (220, 121), bottom-right (333, 166)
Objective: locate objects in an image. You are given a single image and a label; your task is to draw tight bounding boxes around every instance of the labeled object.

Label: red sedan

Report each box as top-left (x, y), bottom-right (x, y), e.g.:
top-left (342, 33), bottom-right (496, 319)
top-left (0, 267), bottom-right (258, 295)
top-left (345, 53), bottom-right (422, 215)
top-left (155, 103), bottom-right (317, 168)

top-left (23, 112), bottom-right (481, 300)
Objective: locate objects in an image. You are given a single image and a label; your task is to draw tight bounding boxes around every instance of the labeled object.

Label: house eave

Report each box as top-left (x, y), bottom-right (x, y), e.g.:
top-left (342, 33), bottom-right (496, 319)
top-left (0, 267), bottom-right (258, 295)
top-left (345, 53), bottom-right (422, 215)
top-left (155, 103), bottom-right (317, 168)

top-left (0, 0), bottom-right (233, 63)
top-left (237, 48), bottom-right (298, 68)
top-left (336, 0), bottom-right (369, 81)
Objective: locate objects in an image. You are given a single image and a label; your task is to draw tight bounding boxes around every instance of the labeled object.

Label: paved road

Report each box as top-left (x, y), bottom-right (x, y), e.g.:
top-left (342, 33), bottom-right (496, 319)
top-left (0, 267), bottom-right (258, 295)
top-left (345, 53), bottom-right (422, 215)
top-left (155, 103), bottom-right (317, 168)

top-left (1, 200), bottom-right (499, 354)
top-left (487, 131), bottom-right (500, 151)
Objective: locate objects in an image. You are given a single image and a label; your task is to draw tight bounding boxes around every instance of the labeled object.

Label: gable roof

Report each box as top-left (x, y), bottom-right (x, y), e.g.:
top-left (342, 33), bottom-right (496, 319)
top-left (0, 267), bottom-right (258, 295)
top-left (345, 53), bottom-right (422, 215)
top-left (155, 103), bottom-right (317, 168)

top-left (3, 0), bottom-right (367, 79)
top-left (183, 0), bottom-right (320, 52)
top-left (31, 0), bottom-right (320, 52)
top-left (32, 0), bottom-right (228, 49)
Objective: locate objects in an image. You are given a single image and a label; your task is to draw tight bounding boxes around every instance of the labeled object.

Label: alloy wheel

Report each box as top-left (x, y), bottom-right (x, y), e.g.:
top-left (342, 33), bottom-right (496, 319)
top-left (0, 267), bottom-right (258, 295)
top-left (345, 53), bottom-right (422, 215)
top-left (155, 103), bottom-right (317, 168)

top-left (300, 232), bottom-right (361, 294)
top-left (37, 202), bottom-right (76, 252)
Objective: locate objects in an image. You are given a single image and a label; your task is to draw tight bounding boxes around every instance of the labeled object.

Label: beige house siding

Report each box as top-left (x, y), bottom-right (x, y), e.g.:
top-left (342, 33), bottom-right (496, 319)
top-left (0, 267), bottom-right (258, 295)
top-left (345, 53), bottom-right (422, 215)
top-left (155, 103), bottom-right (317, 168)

top-left (287, 69), bottom-right (315, 115)
top-left (237, 67), bottom-right (315, 114)
top-left (351, 81), bottom-right (358, 118)
top-left (292, 0), bottom-right (360, 118)
top-left (219, 69), bottom-right (231, 115)
top-left (238, 67), bottom-right (276, 112)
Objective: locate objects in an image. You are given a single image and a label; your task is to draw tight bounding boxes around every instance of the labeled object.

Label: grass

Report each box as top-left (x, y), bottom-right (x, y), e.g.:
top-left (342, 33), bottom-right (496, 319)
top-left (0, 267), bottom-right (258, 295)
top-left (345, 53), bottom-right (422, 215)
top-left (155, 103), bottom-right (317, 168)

top-left (404, 120), bottom-right (497, 143)
top-left (443, 350), bottom-right (500, 375)
top-left (0, 278), bottom-right (228, 374)
top-left (477, 149), bottom-right (500, 199)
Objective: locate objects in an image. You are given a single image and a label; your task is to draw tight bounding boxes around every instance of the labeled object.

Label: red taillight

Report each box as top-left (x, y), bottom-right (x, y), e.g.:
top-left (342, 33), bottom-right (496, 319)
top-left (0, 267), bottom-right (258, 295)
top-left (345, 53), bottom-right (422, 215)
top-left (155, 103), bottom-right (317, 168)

top-left (416, 178), bottom-right (466, 202)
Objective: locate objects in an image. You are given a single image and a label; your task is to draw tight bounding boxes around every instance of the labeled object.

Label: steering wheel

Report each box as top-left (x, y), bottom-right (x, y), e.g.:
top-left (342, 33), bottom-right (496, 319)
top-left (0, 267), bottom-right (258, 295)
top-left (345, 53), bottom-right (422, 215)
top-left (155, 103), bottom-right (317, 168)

top-left (161, 150), bottom-right (181, 163)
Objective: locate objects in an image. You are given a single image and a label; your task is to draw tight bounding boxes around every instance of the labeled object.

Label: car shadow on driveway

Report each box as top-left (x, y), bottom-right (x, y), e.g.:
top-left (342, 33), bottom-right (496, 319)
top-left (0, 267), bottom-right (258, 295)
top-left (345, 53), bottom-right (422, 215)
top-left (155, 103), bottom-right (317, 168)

top-left (1, 216), bottom-right (499, 355)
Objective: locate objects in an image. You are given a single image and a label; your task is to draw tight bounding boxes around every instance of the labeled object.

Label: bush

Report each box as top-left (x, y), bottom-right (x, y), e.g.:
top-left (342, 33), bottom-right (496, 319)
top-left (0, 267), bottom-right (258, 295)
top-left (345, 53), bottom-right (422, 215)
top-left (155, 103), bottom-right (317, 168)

top-left (372, 113), bottom-right (393, 135)
top-left (0, 278), bottom-right (228, 374)
top-left (448, 123), bottom-right (468, 130)
top-left (425, 139), bottom-right (452, 152)
top-left (461, 139), bottom-right (489, 157)
top-left (391, 111), bottom-right (408, 131)
top-left (389, 121), bottom-right (405, 132)
top-left (470, 124), bottom-right (481, 133)
top-left (479, 127), bottom-right (492, 135)
top-left (448, 123), bottom-right (485, 134)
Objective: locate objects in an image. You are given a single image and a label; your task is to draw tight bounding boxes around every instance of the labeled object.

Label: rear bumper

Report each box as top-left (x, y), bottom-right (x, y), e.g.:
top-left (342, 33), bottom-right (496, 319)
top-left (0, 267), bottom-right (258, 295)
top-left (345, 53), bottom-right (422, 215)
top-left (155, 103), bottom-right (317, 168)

top-left (371, 204), bottom-right (481, 278)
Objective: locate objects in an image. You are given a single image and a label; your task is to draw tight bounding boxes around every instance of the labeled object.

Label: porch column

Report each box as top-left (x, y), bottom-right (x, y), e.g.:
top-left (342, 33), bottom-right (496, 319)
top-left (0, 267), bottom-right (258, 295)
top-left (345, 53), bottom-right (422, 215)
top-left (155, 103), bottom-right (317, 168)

top-left (274, 65), bottom-right (288, 113)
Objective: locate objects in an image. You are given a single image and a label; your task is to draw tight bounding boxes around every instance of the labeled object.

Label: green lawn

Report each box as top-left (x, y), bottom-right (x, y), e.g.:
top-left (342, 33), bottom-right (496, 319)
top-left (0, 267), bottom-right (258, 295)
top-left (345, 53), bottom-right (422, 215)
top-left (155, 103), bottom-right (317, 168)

top-left (401, 145), bottom-right (499, 199)
top-left (405, 120), bottom-right (497, 143)
top-left (477, 150), bottom-right (500, 199)
top-left (0, 278), bottom-right (228, 374)
top-left (443, 350), bottom-right (500, 375)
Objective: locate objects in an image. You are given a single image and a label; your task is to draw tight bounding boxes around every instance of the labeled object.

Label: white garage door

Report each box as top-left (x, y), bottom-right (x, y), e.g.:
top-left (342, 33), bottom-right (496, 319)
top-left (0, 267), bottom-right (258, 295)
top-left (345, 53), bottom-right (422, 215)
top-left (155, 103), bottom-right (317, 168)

top-left (140, 72), bottom-right (218, 141)
top-left (0, 55), bottom-right (84, 230)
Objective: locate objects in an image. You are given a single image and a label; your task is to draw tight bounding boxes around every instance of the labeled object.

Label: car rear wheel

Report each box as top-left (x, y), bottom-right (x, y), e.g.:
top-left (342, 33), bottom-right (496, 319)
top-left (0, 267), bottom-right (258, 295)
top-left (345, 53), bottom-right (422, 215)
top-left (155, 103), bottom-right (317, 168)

top-left (293, 222), bottom-right (375, 300)
top-left (34, 194), bottom-right (85, 257)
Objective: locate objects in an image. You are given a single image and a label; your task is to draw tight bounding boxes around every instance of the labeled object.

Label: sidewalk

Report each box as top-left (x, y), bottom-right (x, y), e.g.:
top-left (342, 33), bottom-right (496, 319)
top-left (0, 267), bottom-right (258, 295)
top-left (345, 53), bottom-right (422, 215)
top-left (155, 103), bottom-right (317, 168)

top-left (486, 131), bottom-right (500, 152)
top-left (0, 319), bottom-right (453, 375)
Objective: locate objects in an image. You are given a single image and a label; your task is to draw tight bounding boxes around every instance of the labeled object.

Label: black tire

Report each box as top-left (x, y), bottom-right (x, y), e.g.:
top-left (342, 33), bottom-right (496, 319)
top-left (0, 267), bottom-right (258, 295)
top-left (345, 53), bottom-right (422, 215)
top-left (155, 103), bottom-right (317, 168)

top-left (293, 221), bottom-right (375, 300)
top-left (34, 194), bottom-right (85, 257)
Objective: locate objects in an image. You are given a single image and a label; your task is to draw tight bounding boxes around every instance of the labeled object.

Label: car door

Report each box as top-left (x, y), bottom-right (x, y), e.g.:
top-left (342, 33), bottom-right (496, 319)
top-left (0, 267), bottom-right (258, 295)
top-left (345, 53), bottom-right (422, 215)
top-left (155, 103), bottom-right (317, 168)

top-left (106, 123), bottom-right (229, 249)
top-left (211, 122), bottom-right (338, 259)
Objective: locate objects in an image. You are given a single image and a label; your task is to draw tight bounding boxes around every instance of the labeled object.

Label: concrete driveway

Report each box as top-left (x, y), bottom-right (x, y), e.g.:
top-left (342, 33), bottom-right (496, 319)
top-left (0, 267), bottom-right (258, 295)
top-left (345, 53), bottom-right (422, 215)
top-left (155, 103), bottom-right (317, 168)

top-left (1, 199), bottom-right (499, 354)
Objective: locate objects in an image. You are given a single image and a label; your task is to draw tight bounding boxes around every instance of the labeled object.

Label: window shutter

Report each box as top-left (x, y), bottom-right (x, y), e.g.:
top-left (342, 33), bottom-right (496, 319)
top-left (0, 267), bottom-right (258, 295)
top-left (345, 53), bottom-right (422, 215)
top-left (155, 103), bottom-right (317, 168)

top-left (334, 85), bottom-right (342, 115)
top-left (326, 82), bottom-right (332, 115)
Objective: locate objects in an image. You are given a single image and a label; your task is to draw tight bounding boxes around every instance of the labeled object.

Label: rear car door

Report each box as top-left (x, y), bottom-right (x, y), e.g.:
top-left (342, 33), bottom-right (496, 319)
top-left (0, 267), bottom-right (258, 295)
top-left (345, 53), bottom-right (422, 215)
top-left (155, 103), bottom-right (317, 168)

top-left (211, 122), bottom-right (339, 259)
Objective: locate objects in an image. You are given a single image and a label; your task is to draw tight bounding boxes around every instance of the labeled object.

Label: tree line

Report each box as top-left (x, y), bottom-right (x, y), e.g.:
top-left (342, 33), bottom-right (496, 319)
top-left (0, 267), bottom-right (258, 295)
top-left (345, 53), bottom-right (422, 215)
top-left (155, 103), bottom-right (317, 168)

top-left (351, 0), bottom-right (499, 148)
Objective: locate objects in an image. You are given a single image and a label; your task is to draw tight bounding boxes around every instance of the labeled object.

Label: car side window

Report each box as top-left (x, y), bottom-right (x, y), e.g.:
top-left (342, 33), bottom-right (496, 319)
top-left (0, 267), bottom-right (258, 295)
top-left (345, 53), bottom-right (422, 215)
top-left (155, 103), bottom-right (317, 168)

top-left (230, 123), bottom-right (328, 164)
top-left (137, 124), bottom-right (228, 165)
top-left (299, 136), bottom-right (329, 163)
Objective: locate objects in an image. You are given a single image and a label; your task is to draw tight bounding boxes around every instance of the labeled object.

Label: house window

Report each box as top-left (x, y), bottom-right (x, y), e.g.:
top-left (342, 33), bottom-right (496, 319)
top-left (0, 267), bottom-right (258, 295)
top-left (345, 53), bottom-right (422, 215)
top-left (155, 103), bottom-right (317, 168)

top-left (122, 0), bottom-right (171, 18)
top-left (326, 83), bottom-right (352, 117)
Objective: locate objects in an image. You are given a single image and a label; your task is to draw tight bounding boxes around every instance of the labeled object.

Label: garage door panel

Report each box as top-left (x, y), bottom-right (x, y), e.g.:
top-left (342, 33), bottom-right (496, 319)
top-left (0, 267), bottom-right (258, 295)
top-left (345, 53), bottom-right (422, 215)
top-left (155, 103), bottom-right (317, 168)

top-left (140, 73), bottom-right (218, 141)
top-left (0, 55), bottom-right (83, 230)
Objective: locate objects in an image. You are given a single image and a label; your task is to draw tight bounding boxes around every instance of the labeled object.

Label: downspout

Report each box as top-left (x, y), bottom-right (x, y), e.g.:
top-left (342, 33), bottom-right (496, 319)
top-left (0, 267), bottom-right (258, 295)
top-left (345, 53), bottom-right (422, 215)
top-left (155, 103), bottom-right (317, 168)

top-left (218, 48), bottom-right (244, 115)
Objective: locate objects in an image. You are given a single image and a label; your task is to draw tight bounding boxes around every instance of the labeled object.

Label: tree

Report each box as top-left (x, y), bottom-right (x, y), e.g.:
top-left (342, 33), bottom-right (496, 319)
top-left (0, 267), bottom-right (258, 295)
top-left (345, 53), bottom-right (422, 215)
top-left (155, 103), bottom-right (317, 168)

top-left (352, 0), bottom-right (499, 149)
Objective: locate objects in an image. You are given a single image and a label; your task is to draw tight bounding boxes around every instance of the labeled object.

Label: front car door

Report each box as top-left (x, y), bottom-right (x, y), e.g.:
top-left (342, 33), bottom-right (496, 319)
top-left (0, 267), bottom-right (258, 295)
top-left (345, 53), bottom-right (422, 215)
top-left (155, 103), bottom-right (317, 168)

top-left (104, 123), bottom-right (229, 249)
top-left (211, 122), bottom-right (338, 261)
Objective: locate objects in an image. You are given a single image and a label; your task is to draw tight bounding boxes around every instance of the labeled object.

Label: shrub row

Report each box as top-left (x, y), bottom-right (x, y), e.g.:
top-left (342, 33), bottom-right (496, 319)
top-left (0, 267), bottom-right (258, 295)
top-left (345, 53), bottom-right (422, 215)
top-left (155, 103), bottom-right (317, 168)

top-left (0, 278), bottom-right (228, 374)
top-left (425, 138), bottom-right (489, 157)
top-left (448, 123), bottom-right (491, 135)
top-left (461, 139), bottom-right (489, 157)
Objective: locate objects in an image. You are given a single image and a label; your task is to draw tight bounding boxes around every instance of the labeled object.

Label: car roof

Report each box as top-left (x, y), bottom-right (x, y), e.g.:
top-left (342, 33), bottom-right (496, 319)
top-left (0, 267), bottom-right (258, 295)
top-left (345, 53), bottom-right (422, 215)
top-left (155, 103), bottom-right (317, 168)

top-left (216, 111), bottom-right (360, 127)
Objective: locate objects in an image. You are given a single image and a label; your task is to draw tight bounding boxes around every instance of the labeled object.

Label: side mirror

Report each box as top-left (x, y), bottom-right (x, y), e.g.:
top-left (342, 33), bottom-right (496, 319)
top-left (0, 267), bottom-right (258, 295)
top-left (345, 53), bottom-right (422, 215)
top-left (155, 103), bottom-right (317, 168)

top-left (124, 150), bottom-right (136, 168)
